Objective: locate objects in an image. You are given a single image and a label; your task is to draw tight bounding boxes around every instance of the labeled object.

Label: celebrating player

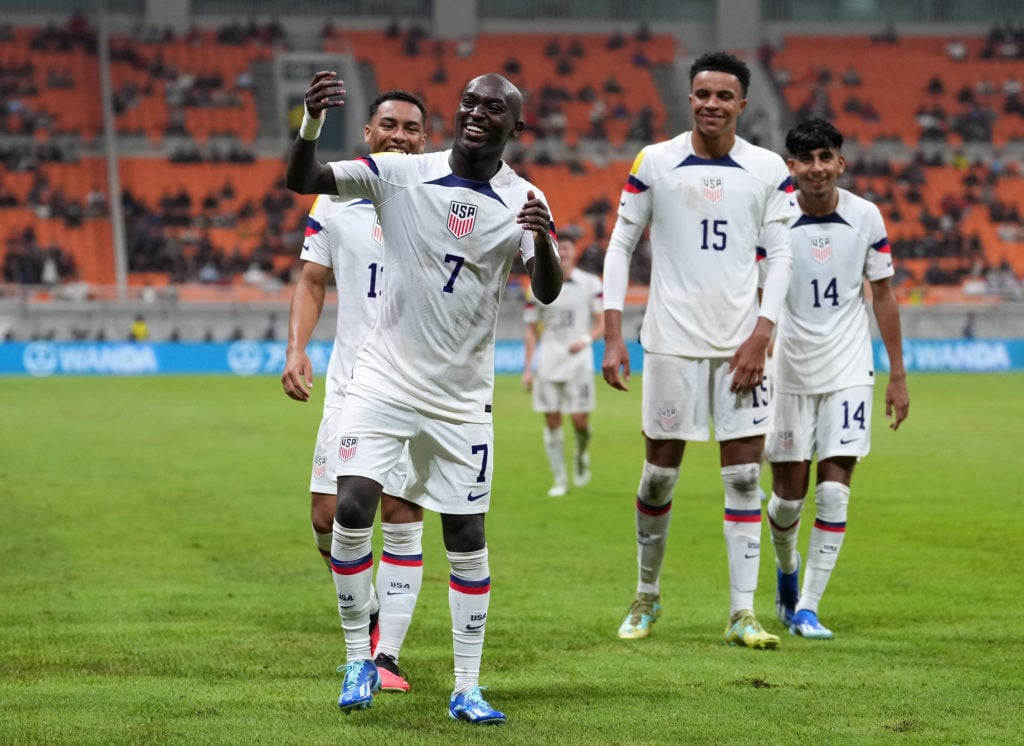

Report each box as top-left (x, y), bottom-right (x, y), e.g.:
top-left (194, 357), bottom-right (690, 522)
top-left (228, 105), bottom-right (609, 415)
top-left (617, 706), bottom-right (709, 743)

top-left (522, 234), bottom-right (603, 497)
top-left (602, 51), bottom-right (797, 647)
top-left (766, 118), bottom-right (909, 639)
top-left (282, 90), bottom-right (429, 693)
top-left (286, 71), bottom-right (562, 724)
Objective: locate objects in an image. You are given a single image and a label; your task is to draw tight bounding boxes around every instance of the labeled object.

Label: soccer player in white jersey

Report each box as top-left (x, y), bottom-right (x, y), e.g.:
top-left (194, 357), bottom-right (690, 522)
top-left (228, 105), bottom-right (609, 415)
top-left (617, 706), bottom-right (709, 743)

top-left (286, 71), bottom-right (562, 724)
top-left (766, 118), bottom-right (909, 639)
top-left (602, 51), bottom-right (797, 648)
top-left (522, 235), bottom-right (604, 497)
top-left (282, 90), bottom-right (429, 693)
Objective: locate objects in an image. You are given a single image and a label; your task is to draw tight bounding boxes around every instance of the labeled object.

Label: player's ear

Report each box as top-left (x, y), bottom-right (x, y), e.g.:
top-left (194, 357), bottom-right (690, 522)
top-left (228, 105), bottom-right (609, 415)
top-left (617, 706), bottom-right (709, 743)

top-left (511, 120), bottom-right (525, 139)
top-left (837, 154), bottom-right (846, 174)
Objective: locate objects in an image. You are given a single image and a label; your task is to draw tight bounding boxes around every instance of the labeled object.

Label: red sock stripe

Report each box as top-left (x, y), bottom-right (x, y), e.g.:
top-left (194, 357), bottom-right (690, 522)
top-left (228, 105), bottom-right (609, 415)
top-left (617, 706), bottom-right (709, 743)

top-left (449, 574), bottom-right (491, 595)
top-left (381, 551), bottom-right (423, 567)
top-left (330, 552), bottom-right (373, 575)
top-left (724, 508), bottom-right (762, 523)
top-left (636, 498), bottom-right (672, 516)
top-left (814, 518), bottom-right (846, 533)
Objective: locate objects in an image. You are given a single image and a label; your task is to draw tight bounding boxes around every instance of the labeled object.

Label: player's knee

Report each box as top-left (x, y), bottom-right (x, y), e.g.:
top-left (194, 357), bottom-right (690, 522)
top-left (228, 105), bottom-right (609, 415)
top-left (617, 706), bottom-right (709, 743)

top-left (381, 521), bottom-right (424, 555)
top-left (721, 462), bottom-right (761, 496)
top-left (637, 461), bottom-right (680, 507)
top-left (311, 493), bottom-right (335, 534)
top-left (815, 481), bottom-right (850, 523)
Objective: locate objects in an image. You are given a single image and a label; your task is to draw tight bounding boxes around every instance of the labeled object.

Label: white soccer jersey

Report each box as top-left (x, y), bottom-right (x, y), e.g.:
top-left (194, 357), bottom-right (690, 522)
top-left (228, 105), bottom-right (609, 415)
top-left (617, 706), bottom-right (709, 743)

top-left (524, 268), bottom-right (602, 382)
top-left (301, 195), bottom-right (384, 409)
top-left (612, 133), bottom-right (797, 356)
top-left (329, 150), bottom-right (557, 422)
top-left (774, 188), bottom-right (895, 394)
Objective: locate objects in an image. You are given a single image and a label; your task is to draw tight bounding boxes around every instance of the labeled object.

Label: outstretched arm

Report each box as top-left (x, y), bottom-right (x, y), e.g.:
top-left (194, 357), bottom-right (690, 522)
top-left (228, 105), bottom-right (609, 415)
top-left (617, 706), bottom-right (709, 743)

top-left (871, 276), bottom-right (909, 430)
top-left (286, 71), bottom-right (346, 195)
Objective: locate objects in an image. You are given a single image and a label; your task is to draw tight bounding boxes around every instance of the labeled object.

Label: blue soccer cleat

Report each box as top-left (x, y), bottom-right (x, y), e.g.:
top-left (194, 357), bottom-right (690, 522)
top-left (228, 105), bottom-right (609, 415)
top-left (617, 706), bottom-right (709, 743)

top-left (448, 686), bottom-right (506, 725)
top-left (337, 659), bottom-right (381, 713)
top-left (617, 592), bottom-right (662, 639)
top-left (776, 552), bottom-right (800, 627)
top-left (790, 609), bottom-right (834, 640)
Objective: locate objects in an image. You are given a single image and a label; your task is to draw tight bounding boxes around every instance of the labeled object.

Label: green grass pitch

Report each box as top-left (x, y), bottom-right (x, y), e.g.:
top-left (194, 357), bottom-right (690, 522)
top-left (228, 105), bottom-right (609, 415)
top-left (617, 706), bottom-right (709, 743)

top-left (1, 372), bottom-right (1022, 744)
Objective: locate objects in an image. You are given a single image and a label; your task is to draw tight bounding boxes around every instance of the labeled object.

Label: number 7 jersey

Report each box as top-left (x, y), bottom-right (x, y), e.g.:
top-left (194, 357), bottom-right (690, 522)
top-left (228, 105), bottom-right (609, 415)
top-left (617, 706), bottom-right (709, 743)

top-left (329, 150), bottom-right (556, 422)
top-left (774, 187), bottom-right (895, 394)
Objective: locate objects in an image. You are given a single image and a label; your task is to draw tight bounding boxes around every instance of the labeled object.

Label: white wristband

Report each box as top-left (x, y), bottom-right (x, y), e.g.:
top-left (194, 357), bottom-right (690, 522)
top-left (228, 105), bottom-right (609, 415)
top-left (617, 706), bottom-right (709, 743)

top-left (299, 106), bottom-right (324, 141)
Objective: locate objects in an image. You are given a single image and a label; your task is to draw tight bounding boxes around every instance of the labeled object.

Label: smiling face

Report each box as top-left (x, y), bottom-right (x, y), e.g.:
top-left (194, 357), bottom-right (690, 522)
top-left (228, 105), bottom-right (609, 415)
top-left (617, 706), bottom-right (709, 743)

top-left (788, 146), bottom-right (845, 211)
top-left (452, 74), bottom-right (524, 163)
top-left (689, 69), bottom-right (746, 144)
top-left (364, 99), bottom-right (427, 155)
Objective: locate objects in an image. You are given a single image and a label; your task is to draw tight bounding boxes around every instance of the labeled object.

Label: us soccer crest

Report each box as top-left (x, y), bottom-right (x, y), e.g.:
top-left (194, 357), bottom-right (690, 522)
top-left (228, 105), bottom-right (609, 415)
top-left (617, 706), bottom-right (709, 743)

top-left (702, 177), bottom-right (724, 204)
top-left (313, 455), bottom-right (327, 479)
top-left (658, 407), bottom-right (678, 429)
top-left (338, 437), bottom-right (358, 462)
top-left (447, 201), bottom-right (477, 239)
top-left (371, 216), bottom-right (383, 245)
top-left (811, 235), bottom-right (832, 264)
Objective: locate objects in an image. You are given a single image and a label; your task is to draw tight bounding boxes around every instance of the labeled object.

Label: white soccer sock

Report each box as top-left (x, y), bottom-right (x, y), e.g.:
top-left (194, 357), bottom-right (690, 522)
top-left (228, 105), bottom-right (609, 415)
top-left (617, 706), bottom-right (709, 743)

top-left (313, 527), bottom-right (333, 570)
top-left (635, 461), bottom-right (679, 596)
top-left (448, 547), bottom-right (490, 694)
top-left (799, 481), bottom-right (850, 614)
top-left (543, 426), bottom-right (567, 486)
top-left (330, 520), bottom-right (374, 662)
top-left (767, 494), bottom-right (805, 574)
top-left (375, 521), bottom-right (424, 661)
top-left (722, 463), bottom-right (763, 615)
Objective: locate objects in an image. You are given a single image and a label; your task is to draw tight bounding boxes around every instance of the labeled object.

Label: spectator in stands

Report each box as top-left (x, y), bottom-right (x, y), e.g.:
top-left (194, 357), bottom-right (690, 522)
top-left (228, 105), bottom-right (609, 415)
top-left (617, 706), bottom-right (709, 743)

top-left (129, 314), bottom-right (149, 342)
top-left (945, 37), bottom-right (967, 61)
top-left (841, 65), bottom-right (861, 86)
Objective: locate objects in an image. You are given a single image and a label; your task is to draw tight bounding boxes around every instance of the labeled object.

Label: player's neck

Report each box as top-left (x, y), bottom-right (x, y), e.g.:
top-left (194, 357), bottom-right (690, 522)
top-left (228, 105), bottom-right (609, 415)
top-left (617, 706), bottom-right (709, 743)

top-left (797, 189), bottom-right (839, 216)
top-left (449, 149), bottom-right (502, 182)
top-left (690, 130), bottom-right (735, 159)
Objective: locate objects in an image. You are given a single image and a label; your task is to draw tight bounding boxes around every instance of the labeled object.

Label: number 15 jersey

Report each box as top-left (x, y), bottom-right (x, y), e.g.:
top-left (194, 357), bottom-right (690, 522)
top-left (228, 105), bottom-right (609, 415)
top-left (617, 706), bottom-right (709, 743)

top-left (616, 133), bottom-right (797, 357)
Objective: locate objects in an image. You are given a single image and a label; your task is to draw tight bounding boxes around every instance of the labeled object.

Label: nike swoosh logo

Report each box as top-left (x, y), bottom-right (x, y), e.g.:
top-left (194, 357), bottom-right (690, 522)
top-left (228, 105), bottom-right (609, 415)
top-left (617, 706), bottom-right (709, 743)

top-left (753, 417), bottom-right (768, 425)
top-left (301, 244), bottom-right (310, 251)
top-left (744, 553), bottom-right (759, 559)
top-left (386, 591), bottom-right (407, 596)
top-left (619, 200), bottom-right (626, 206)
top-left (839, 437), bottom-right (860, 444)
top-left (467, 491), bottom-right (489, 501)
top-left (465, 623), bottom-right (486, 630)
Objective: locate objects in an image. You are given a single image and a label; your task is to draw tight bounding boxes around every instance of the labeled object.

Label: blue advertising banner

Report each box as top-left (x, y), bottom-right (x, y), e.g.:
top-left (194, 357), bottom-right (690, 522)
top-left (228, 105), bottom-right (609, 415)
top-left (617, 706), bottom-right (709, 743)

top-left (873, 339), bottom-right (1024, 373)
top-left (4, 339), bottom-right (1018, 376)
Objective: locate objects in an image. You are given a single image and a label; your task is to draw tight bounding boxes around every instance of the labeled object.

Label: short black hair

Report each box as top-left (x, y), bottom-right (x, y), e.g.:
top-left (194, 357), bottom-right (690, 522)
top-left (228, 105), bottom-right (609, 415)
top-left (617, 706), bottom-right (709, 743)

top-left (368, 90), bottom-right (427, 122)
top-left (785, 118), bottom-right (844, 157)
top-left (689, 51), bottom-right (750, 96)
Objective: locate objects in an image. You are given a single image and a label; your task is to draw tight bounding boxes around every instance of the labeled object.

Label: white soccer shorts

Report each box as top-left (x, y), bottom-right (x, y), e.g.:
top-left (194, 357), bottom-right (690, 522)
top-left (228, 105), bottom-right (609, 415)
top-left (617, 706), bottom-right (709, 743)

top-left (641, 352), bottom-right (773, 442)
top-left (532, 375), bottom-right (596, 414)
top-left (309, 404), bottom-right (407, 496)
top-left (333, 391), bottom-right (494, 515)
top-left (765, 386), bottom-right (874, 462)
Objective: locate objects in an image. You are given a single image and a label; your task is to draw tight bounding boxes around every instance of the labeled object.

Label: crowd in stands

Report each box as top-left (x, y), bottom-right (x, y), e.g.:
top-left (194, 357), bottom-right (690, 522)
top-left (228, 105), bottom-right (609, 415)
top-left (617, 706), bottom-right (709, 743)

top-left (1, 17), bottom-right (1023, 304)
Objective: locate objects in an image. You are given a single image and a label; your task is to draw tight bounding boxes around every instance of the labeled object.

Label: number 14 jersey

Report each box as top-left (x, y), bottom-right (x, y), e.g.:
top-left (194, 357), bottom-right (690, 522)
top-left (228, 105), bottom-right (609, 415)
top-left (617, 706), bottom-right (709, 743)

top-left (774, 187), bottom-right (895, 395)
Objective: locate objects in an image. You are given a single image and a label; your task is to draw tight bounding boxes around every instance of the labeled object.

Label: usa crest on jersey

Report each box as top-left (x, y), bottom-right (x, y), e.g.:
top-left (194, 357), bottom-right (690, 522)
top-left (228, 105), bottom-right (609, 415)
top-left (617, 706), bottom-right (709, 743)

top-left (338, 437), bottom-right (358, 462)
top-left (811, 235), bottom-right (832, 264)
top-left (702, 177), bottom-right (724, 205)
top-left (371, 216), bottom-right (383, 245)
top-left (447, 201), bottom-right (477, 239)
top-left (313, 455), bottom-right (327, 479)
